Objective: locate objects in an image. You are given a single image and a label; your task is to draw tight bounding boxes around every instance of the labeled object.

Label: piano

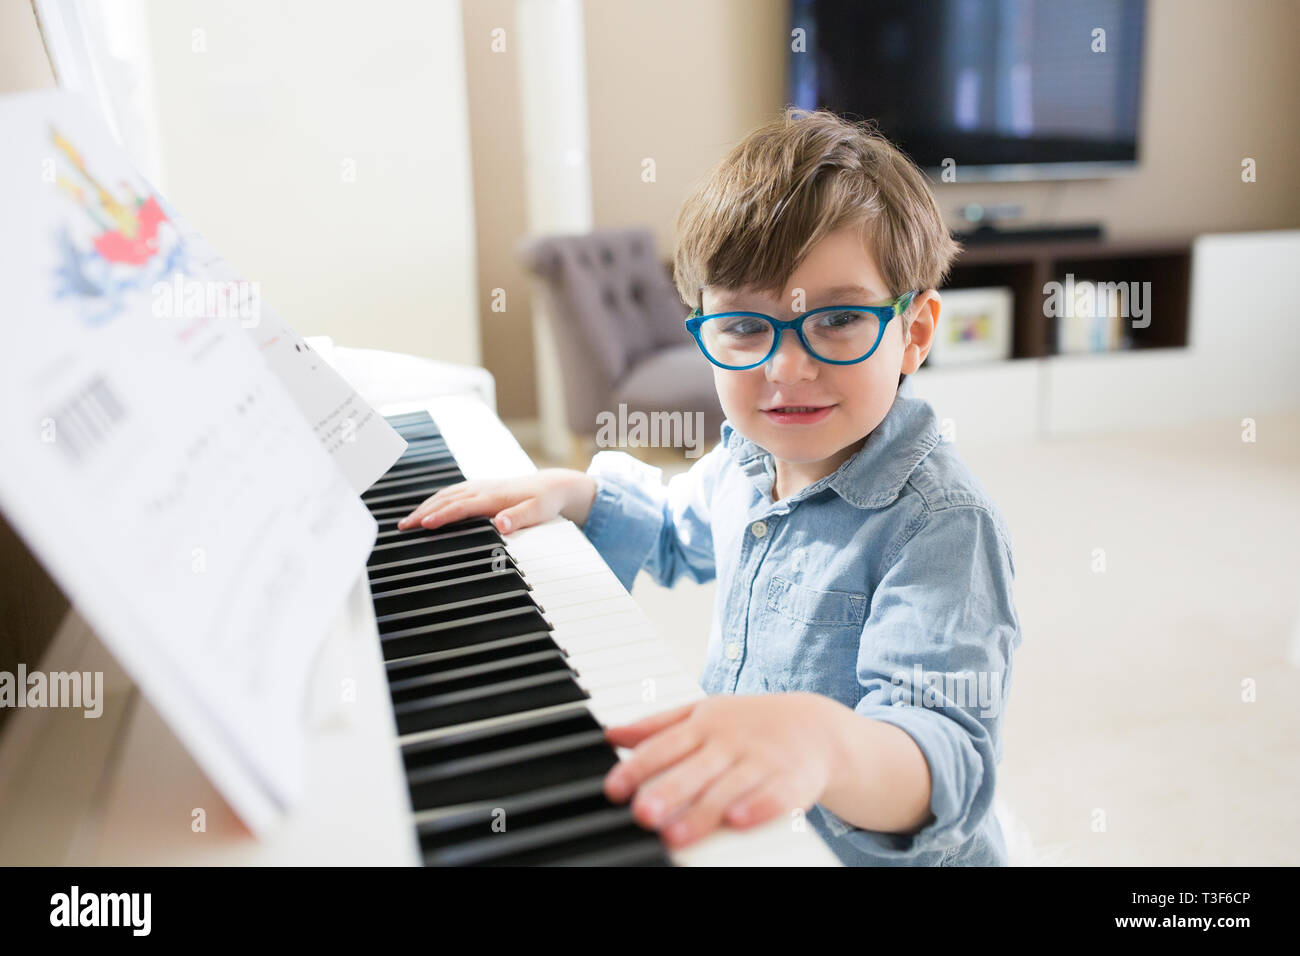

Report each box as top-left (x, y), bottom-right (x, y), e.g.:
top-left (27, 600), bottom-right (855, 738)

top-left (0, 392), bottom-right (839, 866)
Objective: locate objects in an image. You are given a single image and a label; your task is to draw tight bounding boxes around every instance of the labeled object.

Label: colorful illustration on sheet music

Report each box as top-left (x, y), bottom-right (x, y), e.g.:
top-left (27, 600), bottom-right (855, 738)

top-left (48, 125), bottom-right (186, 327)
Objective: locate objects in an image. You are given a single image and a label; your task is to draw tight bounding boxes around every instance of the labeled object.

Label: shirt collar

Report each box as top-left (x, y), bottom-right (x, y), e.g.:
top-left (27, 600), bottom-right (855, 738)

top-left (720, 376), bottom-right (942, 510)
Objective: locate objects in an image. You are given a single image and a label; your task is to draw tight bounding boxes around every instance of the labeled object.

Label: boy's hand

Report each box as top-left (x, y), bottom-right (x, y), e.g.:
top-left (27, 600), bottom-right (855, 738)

top-left (602, 693), bottom-right (840, 849)
top-left (395, 468), bottom-right (597, 534)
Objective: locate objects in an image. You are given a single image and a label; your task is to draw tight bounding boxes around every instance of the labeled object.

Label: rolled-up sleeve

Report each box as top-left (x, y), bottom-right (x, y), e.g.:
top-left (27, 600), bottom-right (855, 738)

top-left (817, 501), bottom-right (1022, 859)
top-left (580, 447), bottom-right (723, 592)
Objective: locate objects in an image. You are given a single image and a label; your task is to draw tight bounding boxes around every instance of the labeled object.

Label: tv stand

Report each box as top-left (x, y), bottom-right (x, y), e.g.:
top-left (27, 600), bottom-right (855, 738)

top-left (938, 235), bottom-right (1193, 358)
top-left (954, 223), bottom-right (1105, 246)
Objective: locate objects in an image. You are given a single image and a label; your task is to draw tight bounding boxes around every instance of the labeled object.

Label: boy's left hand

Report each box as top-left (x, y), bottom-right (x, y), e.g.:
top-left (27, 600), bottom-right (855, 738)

top-left (602, 693), bottom-right (838, 849)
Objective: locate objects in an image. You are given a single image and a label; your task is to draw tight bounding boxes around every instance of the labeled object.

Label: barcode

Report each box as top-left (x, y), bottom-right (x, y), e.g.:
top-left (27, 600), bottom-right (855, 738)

top-left (49, 375), bottom-right (126, 463)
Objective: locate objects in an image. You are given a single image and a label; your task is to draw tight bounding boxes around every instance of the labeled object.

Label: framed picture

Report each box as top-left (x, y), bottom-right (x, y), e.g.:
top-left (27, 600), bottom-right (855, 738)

top-left (926, 286), bottom-right (1014, 366)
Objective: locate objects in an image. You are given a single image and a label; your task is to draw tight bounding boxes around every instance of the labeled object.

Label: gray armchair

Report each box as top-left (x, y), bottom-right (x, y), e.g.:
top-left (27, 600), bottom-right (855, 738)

top-left (517, 228), bottom-right (724, 461)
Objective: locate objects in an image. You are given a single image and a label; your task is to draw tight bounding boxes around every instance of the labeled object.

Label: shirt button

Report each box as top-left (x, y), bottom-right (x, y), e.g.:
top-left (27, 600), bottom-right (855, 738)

top-left (750, 520), bottom-right (768, 538)
top-left (724, 642), bottom-right (740, 660)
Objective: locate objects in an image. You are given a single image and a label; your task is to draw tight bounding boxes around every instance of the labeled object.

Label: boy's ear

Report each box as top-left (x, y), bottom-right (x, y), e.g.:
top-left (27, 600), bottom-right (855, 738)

top-left (899, 290), bottom-right (940, 374)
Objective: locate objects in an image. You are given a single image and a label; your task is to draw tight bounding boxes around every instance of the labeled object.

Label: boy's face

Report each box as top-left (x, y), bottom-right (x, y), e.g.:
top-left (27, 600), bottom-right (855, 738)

top-left (701, 224), bottom-right (938, 481)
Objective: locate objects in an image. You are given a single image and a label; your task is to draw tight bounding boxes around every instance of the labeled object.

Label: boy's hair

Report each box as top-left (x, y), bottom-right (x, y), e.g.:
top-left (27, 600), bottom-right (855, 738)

top-left (673, 108), bottom-right (962, 384)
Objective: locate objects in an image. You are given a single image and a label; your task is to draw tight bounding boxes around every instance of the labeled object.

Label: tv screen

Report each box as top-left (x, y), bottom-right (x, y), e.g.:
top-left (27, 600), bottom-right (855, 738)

top-left (787, 0), bottom-right (1147, 181)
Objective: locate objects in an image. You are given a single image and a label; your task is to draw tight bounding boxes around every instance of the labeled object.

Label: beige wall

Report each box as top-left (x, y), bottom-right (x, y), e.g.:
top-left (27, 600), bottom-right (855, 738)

top-left (469, 0), bottom-right (1300, 420)
top-left (461, 0), bottom-right (531, 417)
top-left (145, 0), bottom-right (482, 366)
top-left (0, 0), bottom-right (55, 93)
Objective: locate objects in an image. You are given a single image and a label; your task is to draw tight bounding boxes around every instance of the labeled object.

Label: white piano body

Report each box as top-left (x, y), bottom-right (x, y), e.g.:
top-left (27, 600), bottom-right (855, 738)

top-left (0, 393), bottom-right (839, 866)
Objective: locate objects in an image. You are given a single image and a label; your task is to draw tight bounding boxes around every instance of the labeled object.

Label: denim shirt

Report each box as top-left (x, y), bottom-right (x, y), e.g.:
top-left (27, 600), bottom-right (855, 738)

top-left (580, 376), bottom-right (1023, 866)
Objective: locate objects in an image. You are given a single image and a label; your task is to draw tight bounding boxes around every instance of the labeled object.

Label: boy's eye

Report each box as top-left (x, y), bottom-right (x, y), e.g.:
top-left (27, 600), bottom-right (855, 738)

top-left (718, 316), bottom-right (767, 336)
top-left (811, 310), bottom-right (865, 331)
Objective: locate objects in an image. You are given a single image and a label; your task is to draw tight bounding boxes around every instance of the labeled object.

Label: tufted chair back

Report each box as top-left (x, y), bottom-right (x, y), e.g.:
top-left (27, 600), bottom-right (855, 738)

top-left (517, 228), bottom-right (692, 434)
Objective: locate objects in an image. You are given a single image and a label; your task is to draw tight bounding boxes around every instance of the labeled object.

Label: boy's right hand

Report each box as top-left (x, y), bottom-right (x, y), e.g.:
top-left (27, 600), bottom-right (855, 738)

top-left (395, 468), bottom-right (598, 536)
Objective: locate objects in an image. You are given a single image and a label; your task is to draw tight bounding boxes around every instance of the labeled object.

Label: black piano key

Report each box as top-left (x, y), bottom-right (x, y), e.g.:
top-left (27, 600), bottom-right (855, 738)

top-left (367, 544), bottom-right (507, 581)
top-left (405, 729), bottom-right (615, 810)
top-left (385, 631), bottom-right (558, 674)
top-left (366, 467), bottom-right (460, 494)
top-left (399, 435), bottom-right (449, 450)
top-left (403, 709), bottom-right (599, 773)
top-left (384, 410), bottom-right (436, 428)
top-left (416, 778), bottom-right (662, 867)
top-left (384, 452), bottom-right (456, 474)
top-left (388, 425), bottom-right (440, 441)
top-left (393, 670), bottom-right (587, 736)
top-left (536, 838), bottom-right (672, 867)
top-left (374, 574), bottom-right (530, 617)
top-left (367, 528), bottom-right (502, 568)
top-left (417, 775), bottom-right (607, 836)
top-left (373, 458), bottom-right (461, 481)
top-left (389, 647), bottom-right (567, 698)
top-left (391, 451), bottom-right (452, 470)
top-left (427, 804), bottom-right (639, 866)
top-left (376, 590), bottom-right (539, 636)
top-left (372, 515), bottom-right (499, 539)
top-left (374, 516), bottom-right (497, 539)
top-left (364, 464), bottom-right (459, 492)
top-left (389, 649), bottom-right (569, 699)
top-left (379, 455), bottom-right (458, 478)
top-left (368, 550), bottom-right (514, 589)
top-left (383, 441), bottom-right (453, 461)
top-left (393, 422), bottom-right (441, 437)
top-left (371, 570), bottom-right (530, 618)
top-left (380, 605), bottom-right (551, 661)
top-left (364, 485), bottom-right (468, 511)
top-left (370, 558), bottom-right (523, 593)
top-left (373, 523), bottom-right (508, 548)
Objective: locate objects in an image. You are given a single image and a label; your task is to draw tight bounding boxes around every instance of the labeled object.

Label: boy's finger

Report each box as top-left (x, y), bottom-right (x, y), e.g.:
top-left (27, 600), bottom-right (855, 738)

top-left (661, 762), bottom-right (768, 848)
top-left (492, 498), bottom-right (543, 534)
top-left (419, 496), bottom-right (490, 529)
top-left (603, 720), bottom-right (701, 802)
top-left (603, 702), bottom-right (696, 747)
top-left (630, 744), bottom-right (735, 828)
top-left (397, 486), bottom-right (470, 529)
top-left (724, 776), bottom-right (801, 830)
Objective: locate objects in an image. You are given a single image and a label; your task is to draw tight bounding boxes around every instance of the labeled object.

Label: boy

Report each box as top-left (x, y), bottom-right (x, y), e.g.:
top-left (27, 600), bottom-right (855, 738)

top-left (398, 108), bottom-right (1022, 866)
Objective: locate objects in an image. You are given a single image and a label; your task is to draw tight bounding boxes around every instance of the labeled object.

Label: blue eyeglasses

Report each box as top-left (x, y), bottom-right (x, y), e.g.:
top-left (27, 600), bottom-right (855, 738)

top-left (685, 289), bottom-right (919, 370)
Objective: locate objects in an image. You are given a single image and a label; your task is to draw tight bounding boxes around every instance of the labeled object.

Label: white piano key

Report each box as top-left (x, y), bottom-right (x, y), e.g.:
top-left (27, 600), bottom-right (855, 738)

top-left (591, 687), bottom-right (707, 729)
top-left (575, 656), bottom-right (685, 693)
top-left (552, 624), bottom-right (660, 655)
top-left (564, 637), bottom-right (675, 673)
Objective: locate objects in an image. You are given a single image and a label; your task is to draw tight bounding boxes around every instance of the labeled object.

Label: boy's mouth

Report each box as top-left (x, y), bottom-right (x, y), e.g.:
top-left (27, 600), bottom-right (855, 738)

top-left (761, 404), bottom-right (835, 424)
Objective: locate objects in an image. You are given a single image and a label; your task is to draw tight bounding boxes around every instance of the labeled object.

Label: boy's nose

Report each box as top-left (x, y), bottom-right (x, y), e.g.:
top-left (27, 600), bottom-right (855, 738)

top-left (765, 331), bottom-right (818, 384)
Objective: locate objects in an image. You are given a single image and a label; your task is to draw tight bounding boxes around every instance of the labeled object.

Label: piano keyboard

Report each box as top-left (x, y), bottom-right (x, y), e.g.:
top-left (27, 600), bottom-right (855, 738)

top-left (361, 397), bottom-right (839, 867)
top-left (363, 409), bottom-right (672, 866)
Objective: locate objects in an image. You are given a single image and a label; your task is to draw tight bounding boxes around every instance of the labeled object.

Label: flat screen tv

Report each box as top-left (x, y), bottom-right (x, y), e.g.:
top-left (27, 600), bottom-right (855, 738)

top-left (787, 0), bottom-right (1147, 182)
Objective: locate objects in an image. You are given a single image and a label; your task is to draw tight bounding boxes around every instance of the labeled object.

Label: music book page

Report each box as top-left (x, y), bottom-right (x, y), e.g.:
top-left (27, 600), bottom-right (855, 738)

top-left (0, 90), bottom-right (383, 834)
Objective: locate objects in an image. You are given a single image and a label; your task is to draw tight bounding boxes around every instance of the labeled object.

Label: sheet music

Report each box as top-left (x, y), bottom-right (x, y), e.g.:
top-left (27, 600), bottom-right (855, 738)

top-left (152, 204), bottom-right (407, 493)
top-left (0, 90), bottom-right (382, 834)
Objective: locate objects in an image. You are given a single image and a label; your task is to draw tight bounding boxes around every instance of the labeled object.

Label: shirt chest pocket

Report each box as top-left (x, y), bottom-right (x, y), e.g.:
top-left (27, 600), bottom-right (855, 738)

top-left (766, 575), bottom-right (869, 628)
